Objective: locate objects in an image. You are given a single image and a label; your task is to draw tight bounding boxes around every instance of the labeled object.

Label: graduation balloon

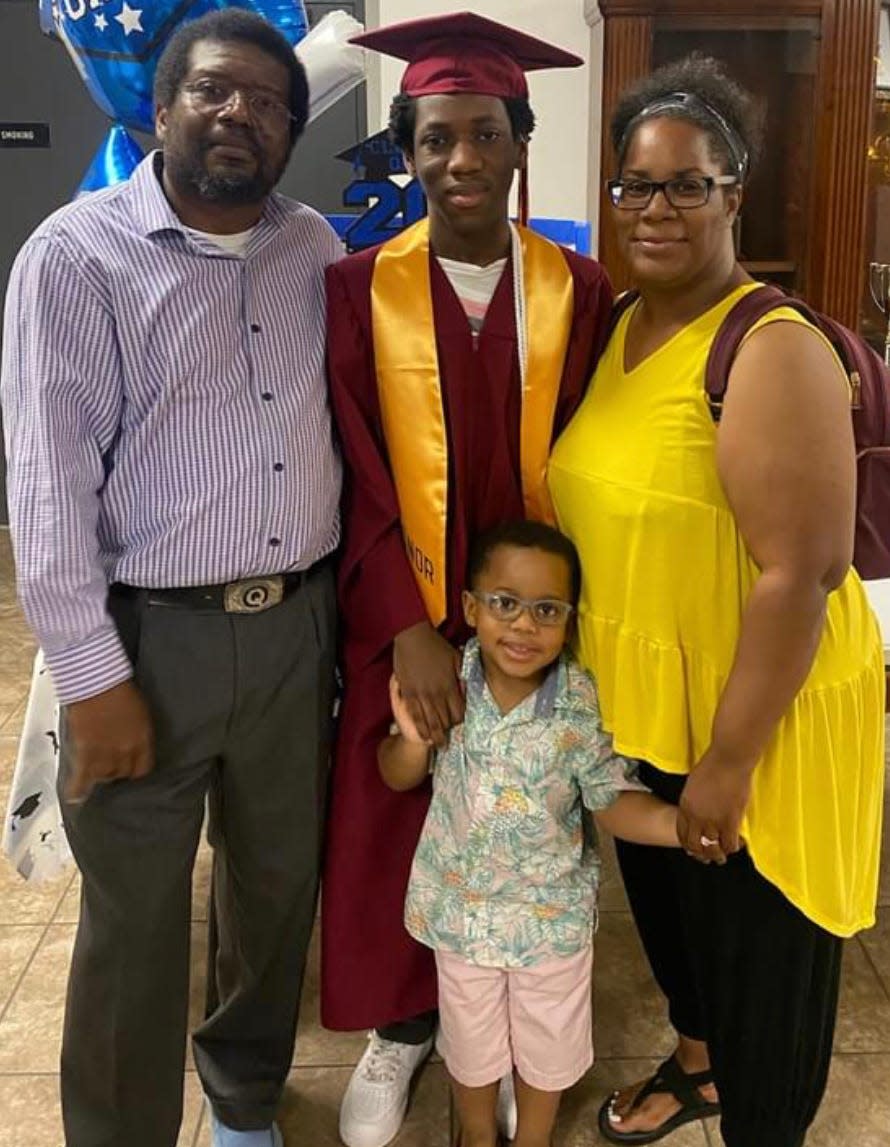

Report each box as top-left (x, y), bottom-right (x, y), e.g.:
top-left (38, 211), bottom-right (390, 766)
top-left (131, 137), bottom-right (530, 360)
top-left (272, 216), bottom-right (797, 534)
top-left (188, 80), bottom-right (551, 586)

top-left (77, 121), bottom-right (147, 195)
top-left (40, 0), bottom-right (311, 191)
top-left (39, 0), bottom-right (310, 134)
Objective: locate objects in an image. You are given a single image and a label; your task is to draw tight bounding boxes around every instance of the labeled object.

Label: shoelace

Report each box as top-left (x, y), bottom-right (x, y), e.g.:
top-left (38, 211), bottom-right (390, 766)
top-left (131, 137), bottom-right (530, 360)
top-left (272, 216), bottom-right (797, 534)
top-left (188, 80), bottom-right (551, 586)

top-left (358, 1036), bottom-right (410, 1085)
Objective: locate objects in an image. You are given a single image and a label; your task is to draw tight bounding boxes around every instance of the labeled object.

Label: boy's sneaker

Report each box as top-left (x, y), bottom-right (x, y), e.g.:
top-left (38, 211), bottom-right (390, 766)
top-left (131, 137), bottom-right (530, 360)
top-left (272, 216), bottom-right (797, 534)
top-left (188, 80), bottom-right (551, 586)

top-left (496, 1073), bottom-right (518, 1141)
top-left (339, 1031), bottom-right (434, 1147)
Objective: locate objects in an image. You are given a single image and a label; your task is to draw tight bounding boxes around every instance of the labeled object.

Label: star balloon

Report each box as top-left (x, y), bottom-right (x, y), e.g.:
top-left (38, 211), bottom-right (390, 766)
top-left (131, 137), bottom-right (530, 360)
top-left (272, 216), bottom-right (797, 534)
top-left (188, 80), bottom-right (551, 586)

top-left (40, 0), bottom-right (309, 133)
top-left (39, 0), bottom-right (311, 189)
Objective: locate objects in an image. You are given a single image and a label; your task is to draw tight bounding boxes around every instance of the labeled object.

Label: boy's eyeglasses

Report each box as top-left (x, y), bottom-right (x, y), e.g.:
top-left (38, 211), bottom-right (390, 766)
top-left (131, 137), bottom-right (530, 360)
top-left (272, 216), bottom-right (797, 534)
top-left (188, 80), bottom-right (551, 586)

top-left (472, 591), bottom-right (574, 627)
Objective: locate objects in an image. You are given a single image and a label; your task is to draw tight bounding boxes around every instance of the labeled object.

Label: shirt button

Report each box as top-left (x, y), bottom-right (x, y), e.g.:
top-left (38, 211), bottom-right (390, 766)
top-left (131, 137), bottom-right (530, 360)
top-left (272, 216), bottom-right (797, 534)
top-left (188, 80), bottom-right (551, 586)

top-left (269, 537), bottom-right (281, 547)
top-left (250, 323), bottom-right (261, 333)
top-left (273, 462), bottom-right (284, 472)
top-left (261, 391), bottom-right (273, 401)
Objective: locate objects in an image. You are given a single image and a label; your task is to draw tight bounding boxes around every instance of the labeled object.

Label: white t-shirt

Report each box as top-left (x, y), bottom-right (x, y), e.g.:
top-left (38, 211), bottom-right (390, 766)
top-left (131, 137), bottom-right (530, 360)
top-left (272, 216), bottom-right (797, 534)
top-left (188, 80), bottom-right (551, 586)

top-left (436, 255), bottom-right (507, 334)
top-left (186, 226), bottom-right (256, 258)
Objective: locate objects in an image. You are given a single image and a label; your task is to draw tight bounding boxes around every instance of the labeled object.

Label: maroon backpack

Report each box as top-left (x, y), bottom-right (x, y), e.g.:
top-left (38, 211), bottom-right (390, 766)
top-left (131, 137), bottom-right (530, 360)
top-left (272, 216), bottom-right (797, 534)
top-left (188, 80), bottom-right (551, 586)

top-left (610, 286), bottom-right (890, 579)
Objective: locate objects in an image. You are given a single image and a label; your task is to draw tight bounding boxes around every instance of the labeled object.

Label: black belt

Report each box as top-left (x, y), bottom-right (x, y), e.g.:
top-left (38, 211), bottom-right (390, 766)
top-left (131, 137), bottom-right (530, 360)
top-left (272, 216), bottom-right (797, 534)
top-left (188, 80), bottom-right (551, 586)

top-left (110, 559), bottom-right (327, 615)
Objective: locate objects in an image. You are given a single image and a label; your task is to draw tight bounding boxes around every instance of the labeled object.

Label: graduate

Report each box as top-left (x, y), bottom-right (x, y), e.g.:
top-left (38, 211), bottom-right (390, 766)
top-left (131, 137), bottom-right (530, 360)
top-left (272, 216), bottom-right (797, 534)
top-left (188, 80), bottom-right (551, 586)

top-left (321, 14), bottom-right (613, 1147)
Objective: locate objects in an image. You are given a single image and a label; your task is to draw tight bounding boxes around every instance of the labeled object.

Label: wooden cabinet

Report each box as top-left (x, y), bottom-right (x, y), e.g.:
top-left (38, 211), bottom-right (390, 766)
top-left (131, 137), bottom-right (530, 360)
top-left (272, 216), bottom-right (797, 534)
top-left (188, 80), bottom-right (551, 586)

top-left (862, 6), bottom-right (890, 354)
top-left (597, 0), bottom-right (881, 329)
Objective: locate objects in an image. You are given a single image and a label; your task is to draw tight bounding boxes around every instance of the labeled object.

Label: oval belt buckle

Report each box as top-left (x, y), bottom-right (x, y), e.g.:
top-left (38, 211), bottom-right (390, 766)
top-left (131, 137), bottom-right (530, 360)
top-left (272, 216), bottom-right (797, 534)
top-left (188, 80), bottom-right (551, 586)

top-left (223, 576), bottom-right (284, 614)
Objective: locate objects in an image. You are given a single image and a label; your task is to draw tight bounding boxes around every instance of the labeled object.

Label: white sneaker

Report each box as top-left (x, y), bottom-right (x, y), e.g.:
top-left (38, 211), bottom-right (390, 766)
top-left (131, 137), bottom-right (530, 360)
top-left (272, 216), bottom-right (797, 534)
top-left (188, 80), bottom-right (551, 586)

top-left (496, 1073), bottom-right (518, 1141)
top-left (339, 1031), bottom-right (434, 1147)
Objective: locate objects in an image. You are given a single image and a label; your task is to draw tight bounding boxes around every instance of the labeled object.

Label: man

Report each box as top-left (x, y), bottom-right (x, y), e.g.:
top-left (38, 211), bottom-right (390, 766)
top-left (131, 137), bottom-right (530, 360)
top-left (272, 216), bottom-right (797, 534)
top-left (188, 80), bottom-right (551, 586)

top-left (1, 11), bottom-right (340, 1147)
top-left (320, 13), bottom-right (613, 1147)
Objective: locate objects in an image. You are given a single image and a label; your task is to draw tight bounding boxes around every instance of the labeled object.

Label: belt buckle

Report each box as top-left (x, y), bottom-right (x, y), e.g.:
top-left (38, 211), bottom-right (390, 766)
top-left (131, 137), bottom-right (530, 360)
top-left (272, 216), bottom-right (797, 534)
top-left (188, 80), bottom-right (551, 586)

top-left (223, 576), bottom-right (284, 614)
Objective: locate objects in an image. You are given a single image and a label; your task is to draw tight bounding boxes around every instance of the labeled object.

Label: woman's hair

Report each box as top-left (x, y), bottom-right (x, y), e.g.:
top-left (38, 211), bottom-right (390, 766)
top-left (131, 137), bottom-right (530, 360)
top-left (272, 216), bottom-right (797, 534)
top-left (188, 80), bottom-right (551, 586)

top-left (467, 521), bottom-right (581, 606)
top-left (153, 8), bottom-right (310, 143)
top-left (610, 54), bottom-right (765, 179)
top-left (388, 93), bottom-right (536, 156)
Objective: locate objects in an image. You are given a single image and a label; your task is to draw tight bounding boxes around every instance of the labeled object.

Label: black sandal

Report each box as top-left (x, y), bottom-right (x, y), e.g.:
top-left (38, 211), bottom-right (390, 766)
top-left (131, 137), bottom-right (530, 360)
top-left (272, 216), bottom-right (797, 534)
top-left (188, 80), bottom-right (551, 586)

top-left (596, 1053), bottom-right (720, 1144)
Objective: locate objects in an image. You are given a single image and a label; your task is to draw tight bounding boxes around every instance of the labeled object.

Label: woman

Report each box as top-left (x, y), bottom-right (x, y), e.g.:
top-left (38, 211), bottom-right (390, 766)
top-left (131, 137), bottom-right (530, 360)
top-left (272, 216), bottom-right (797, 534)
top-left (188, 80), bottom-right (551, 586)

top-left (548, 55), bottom-right (885, 1147)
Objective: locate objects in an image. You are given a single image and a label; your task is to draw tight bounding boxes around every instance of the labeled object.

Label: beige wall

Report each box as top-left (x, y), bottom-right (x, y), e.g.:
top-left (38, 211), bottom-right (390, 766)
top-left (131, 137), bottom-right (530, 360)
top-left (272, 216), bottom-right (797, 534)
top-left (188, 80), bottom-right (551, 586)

top-left (362, 0), bottom-right (604, 244)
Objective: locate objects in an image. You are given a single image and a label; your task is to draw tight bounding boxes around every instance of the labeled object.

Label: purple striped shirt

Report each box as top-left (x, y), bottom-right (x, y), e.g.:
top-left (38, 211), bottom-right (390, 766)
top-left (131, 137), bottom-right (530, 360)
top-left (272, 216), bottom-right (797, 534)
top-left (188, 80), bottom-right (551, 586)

top-left (1, 153), bottom-right (342, 704)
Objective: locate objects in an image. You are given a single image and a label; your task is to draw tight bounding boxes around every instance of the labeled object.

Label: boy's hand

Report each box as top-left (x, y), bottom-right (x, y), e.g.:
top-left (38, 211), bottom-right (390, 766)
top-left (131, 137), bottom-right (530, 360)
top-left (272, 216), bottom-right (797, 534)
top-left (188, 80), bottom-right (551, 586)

top-left (378, 679), bottom-right (435, 791)
top-left (388, 675), bottom-right (429, 745)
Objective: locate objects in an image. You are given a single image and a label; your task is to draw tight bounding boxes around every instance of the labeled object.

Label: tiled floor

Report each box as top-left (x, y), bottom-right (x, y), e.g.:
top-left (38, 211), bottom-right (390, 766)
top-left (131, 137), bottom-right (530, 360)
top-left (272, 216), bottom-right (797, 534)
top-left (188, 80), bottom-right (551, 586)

top-left (1, 528), bottom-right (888, 1146)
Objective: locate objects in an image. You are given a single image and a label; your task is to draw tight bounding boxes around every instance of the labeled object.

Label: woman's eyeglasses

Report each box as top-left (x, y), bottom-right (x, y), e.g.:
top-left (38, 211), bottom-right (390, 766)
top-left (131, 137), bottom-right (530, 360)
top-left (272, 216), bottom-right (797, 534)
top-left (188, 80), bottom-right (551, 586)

top-left (472, 591), bottom-right (574, 627)
top-left (607, 174), bottom-right (738, 210)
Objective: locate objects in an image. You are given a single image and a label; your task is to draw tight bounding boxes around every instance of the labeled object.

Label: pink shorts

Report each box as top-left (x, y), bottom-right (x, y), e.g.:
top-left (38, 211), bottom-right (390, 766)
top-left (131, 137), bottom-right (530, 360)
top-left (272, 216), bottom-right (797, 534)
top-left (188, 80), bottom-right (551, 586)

top-left (434, 946), bottom-right (593, 1091)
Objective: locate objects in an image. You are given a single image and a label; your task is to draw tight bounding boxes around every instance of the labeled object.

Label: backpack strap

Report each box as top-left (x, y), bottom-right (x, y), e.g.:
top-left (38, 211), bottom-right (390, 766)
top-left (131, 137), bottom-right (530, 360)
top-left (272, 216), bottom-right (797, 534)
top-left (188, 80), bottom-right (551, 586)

top-left (704, 286), bottom-right (823, 421)
top-left (605, 288), bottom-right (640, 346)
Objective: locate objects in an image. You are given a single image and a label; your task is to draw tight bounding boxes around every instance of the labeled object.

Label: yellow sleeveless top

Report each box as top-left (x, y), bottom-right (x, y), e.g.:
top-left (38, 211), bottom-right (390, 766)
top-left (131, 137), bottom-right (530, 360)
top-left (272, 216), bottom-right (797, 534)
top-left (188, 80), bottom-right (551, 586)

top-left (548, 284), bottom-right (885, 936)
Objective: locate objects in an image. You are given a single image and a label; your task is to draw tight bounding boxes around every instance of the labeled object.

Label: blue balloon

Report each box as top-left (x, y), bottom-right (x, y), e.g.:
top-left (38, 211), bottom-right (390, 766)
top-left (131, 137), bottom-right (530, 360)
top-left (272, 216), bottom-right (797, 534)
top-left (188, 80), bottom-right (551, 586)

top-left (248, 0), bottom-right (310, 46)
top-left (38, 0), bottom-right (53, 36)
top-left (76, 124), bottom-right (145, 196)
top-left (40, 0), bottom-right (309, 136)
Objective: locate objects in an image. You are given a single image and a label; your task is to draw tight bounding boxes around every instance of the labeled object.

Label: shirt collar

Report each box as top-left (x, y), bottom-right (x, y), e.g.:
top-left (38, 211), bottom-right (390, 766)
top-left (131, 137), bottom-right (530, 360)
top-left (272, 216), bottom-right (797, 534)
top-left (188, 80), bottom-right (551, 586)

top-left (462, 637), bottom-right (566, 722)
top-left (127, 150), bottom-right (291, 247)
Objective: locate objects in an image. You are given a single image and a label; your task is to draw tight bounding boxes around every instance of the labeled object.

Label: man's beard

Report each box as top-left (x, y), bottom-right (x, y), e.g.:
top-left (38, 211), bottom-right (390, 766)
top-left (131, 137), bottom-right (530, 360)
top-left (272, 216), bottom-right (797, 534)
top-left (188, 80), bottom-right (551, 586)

top-left (167, 142), bottom-right (286, 206)
top-left (192, 167), bottom-right (271, 204)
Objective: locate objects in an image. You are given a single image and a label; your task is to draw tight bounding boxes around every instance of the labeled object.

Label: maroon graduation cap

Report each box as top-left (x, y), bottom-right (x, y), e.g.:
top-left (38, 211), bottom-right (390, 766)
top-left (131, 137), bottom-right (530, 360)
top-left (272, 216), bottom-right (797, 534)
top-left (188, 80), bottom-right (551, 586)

top-left (352, 11), bottom-right (583, 222)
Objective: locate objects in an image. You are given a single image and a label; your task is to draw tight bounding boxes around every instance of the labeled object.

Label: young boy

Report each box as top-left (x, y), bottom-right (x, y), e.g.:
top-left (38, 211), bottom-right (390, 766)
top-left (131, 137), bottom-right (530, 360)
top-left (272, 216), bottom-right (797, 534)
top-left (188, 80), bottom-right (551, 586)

top-left (379, 521), bottom-right (692, 1147)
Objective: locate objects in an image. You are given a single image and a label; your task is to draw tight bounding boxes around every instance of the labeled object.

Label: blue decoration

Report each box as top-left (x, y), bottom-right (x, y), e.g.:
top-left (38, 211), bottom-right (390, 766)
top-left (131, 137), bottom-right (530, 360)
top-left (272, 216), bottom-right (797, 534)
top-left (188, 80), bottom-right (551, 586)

top-left (339, 179), bottom-right (426, 251)
top-left (337, 129), bottom-right (407, 181)
top-left (39, 0), bottom-right (309, 188)
top-left (76, 123), bottom-right (145, 195)
top-left (247, 0), bottom-right (308, 47)
top-left (331, 130), bottom-right (426, 252)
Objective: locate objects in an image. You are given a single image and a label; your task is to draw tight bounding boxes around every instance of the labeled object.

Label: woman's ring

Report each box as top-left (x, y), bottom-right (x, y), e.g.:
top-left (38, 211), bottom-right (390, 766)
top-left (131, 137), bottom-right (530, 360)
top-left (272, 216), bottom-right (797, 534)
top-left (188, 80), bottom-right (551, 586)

top-left (700, 835), bottom-right (719, 848)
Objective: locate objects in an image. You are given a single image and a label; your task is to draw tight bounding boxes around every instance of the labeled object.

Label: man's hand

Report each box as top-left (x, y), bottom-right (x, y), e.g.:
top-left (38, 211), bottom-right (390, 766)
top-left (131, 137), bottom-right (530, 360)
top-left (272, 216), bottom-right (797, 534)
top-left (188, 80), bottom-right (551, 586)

top-left (677, 748), bottom-right (753, 861)
top-left (392, 621), bottom-right (463, 749)
top-left (64, 680), bottom-right (154, 803)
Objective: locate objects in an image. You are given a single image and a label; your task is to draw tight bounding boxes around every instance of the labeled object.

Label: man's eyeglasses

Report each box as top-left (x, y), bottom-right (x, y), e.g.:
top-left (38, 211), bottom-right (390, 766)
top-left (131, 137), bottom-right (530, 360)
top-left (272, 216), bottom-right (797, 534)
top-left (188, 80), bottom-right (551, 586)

top-left (181, 79), bottom-right (294, 131)
top-left (607, 174), bottom-right (738, 210)
top-left (472, 591), bottom-right (574, 627)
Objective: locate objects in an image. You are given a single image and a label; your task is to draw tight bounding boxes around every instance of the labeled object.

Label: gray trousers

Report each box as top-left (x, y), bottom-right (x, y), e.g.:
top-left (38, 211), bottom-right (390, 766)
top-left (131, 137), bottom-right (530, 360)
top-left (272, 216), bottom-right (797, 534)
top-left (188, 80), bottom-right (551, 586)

top-left (58, 566), bottom-right (336, 1147)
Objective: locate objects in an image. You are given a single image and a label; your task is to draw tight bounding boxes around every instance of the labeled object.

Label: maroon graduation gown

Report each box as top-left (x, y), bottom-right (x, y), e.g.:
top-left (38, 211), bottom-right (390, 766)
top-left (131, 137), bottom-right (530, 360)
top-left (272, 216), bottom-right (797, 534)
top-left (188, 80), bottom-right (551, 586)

top-left (321, 241), bottom-right (612, 1030)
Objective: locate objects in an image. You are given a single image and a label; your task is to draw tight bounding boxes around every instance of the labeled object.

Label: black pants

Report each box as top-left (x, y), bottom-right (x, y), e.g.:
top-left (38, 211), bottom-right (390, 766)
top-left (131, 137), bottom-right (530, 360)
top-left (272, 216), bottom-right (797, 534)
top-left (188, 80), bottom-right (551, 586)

top-left (616, 763), bottom-right (842, 1147)
top-left (58, 568), bottom-right (337, 1147)
top-left (377, 1011), bottom-right (438, 1045)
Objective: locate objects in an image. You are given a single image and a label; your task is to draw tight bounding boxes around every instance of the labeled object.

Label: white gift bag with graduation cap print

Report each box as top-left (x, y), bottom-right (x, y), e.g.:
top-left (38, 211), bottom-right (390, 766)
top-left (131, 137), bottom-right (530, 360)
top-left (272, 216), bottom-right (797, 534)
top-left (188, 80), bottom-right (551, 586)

top-left (2, 651), bottom-right (71, 882)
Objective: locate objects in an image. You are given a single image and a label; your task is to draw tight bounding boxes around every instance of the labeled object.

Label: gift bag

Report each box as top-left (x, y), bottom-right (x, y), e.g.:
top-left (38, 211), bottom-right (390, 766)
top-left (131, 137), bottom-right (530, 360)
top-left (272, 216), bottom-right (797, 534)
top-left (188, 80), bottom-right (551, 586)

top-left (2, 651), bottom-right (72, 882)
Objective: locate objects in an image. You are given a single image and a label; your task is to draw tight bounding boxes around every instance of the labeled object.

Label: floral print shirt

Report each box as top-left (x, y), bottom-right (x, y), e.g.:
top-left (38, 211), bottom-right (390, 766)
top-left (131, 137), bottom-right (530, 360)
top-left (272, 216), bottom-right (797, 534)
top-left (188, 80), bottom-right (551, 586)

top-left (404, 639), bottom-right (641, 968)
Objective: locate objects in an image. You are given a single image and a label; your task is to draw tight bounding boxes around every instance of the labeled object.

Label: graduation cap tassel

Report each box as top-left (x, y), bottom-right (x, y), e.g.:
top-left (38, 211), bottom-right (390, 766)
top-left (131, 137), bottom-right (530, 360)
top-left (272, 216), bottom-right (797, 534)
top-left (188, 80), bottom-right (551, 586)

top-left (518, 165), bottom-right (530, 228)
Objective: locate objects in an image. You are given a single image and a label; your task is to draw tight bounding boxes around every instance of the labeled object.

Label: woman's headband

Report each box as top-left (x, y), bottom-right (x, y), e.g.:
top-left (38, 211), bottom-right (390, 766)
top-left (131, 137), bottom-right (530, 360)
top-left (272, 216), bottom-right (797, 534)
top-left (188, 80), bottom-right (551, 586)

top-left (619, 91), bottom-right (749, 179)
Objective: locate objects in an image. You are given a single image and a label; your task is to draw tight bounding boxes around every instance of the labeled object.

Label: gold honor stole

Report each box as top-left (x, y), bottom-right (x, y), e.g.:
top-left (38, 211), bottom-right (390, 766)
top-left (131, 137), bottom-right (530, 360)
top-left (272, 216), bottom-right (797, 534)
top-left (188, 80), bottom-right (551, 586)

top-left (371, 218), bottom-right (575, 627)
